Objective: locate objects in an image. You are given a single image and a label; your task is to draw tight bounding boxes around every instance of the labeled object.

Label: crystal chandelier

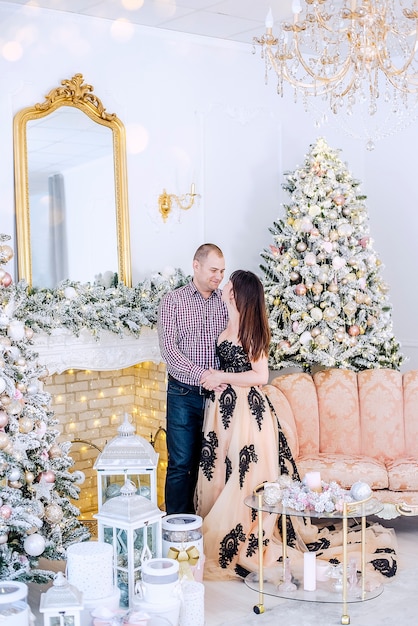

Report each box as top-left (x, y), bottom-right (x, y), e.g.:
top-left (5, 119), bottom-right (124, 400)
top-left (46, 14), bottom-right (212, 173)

top-left (253, 1), bottom-right (418, 117)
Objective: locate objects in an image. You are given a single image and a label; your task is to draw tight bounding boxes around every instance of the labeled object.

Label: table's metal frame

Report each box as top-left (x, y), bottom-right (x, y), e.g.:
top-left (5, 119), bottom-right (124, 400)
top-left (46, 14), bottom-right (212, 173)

top-left (246, 488), bottom-right (384, 625)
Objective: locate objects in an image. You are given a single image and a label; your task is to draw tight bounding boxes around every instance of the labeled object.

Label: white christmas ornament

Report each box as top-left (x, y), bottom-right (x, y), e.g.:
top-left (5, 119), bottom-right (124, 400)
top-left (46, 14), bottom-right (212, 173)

top-left (300, 331), bottom-right (313, 345)
top-left (350, 481), bottom-right (372, 501)
top-left (332, 256), bottom-right (346, 270)
top-left (7, 320), bottom-right (25, 341)
top-left (64, 286), bottom-right (77, 299)
top-left (24, 532), bottom-right (46, 556)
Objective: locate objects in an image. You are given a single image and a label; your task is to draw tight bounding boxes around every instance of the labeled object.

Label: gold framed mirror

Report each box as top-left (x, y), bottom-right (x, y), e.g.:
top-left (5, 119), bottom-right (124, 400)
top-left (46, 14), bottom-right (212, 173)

top-left (13, 73), bottom-right (132, 288)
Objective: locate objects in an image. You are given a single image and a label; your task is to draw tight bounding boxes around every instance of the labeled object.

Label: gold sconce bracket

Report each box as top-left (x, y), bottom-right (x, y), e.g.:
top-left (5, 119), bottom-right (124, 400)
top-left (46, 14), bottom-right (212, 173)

top-left (158, 184), bottom-right (197, 222)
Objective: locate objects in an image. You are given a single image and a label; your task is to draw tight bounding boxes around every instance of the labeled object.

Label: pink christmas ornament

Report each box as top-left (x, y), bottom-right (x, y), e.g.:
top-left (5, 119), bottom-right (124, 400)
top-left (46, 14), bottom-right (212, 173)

top-left (294, 283), bottom-right (307, 296)
top-left (1, 272), bottom-right (12, 287)
top-left (0, 504), bottom-right (12, 519)
top-left (40, 470), bottom-right (56, 483)
top-left (304, 252), bottom-right (317, 266)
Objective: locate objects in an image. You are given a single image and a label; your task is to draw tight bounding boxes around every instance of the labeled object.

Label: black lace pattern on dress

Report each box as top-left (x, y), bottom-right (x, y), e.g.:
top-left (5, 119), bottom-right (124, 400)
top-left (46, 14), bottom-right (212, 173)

top-left (248, 387), bottom-right (265, 431)
top-left (225, 456), bottom-right (232, 483)
top-left (246, 531), bottom-right (269, 559)
top-left (200, 430), bottom-right (218, 480)
top-left (219, 524), bottom-right (246, 568)
top-left (371, 548), bottom-right (397, 578)
top-left (219, 386), bottom-right (237, 429)
top-left (217, 340), bottom-right (252, 373)
top-left (239, 444), bottom-right (258, 488)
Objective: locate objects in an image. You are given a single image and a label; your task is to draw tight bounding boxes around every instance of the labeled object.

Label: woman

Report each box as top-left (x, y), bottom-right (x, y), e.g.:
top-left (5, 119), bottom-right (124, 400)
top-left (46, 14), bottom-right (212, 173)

top-left (196, 270), bottom-right (298, 579)
top-left (196, 270), bottom-right (397, 587)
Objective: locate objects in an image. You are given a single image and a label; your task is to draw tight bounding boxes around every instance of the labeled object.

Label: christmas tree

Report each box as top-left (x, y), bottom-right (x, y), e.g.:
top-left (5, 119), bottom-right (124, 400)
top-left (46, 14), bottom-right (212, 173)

top-left (0, 233), bottom-right (89, 583)
top-left (260, 138), bottom-right (403, 372)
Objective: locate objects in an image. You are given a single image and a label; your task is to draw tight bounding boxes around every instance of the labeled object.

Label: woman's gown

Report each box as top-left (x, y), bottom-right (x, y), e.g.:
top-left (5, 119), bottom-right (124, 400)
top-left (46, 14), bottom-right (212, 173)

top-left (196, 340), bottom-right (398, 588)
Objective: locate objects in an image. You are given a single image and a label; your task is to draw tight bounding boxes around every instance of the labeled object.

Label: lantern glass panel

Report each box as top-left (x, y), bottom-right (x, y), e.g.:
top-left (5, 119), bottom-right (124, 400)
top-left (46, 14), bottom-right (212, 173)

top-left (49, 617), bottom-right (76, 626)
top-left (101, 473), bottom-right (152, 503)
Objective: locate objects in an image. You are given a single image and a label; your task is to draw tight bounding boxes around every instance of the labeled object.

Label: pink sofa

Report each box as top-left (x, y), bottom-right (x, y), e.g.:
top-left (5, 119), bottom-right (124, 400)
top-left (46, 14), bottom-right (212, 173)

top-left (263, 368), bottom-right (418, 511)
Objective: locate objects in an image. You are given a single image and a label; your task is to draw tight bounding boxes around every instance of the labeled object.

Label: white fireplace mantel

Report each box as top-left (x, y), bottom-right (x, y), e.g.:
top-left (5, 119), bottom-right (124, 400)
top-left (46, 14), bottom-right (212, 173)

top-left (32, 327), bottom-right (162, 374)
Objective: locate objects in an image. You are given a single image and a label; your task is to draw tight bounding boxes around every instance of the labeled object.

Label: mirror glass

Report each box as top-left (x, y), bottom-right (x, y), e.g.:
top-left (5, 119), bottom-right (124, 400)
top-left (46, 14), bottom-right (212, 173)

top-left (14, 74), bottom-right (132, 288)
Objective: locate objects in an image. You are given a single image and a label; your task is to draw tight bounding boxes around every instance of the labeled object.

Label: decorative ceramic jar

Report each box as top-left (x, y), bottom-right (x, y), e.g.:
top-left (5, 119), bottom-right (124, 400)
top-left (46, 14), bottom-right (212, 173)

top-left (0, 581), bottom-right (30, 626)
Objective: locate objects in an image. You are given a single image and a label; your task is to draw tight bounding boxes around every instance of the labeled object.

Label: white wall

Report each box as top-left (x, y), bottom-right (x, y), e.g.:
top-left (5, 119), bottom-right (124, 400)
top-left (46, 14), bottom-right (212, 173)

top-left (0, 2), bottom-right (416, 370)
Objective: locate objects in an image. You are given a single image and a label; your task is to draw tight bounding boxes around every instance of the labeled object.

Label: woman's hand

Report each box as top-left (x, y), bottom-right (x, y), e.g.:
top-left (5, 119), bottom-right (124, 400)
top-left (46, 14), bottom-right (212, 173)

top-left (200, 368), bottom-right (227, 392)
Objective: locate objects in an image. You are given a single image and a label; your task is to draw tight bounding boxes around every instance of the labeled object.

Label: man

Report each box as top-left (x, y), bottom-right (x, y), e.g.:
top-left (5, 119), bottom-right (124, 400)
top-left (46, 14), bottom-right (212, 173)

top-left (157, 243), bottom-right (228, 514)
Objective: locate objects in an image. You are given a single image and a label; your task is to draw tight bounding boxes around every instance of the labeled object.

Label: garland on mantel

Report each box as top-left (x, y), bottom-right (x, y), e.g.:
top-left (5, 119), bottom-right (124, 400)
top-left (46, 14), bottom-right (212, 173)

top-left (6, 268), bottom-right (190, 338)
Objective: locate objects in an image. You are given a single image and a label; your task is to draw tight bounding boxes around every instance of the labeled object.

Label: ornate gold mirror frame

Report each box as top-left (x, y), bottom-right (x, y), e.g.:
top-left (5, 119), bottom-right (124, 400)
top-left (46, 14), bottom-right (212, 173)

top-left (13, 73), bottom-right (132, 287)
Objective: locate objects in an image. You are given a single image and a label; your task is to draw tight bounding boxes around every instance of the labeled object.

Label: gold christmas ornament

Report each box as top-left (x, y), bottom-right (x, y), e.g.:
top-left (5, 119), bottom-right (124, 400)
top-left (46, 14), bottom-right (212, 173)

top-left (311, 283), bottom-right (323, 295)
top-left (335, 330), bottom-right (346, 342)
top-left (25, 471), bottom-right (35, 484)
top-left (0, 244), bottom-right (13, 261)
top-left (45, 503), bottom-right (64, 524)
top-left (0, 432), bottom-right (10, 449)
top-left (19, 417), bottom-right (34, 433)
top-left (48, 444), bottom-right (62, 458)
top-left (315, 334), bottom-right (330, 349)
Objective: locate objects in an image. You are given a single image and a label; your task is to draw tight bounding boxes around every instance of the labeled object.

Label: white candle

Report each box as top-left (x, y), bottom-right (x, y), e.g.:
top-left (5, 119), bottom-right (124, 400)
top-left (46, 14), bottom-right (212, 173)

top-left (304, 471), bottom-right (321, 492)
top-left (265, 8), bottom-right (274, 29)
top-left (303, 552), bottom-right (316, 591)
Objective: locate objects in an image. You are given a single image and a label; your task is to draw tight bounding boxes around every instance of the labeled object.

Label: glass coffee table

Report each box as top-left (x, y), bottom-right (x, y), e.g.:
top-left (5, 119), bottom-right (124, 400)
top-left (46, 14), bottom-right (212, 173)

top-left (244, 489), bottom-right (384, 625)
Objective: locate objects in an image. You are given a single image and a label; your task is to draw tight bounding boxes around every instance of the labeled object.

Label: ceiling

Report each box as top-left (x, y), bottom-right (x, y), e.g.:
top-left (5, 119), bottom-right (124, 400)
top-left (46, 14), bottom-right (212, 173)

top-left (4, 0), bottom-right (290, 45)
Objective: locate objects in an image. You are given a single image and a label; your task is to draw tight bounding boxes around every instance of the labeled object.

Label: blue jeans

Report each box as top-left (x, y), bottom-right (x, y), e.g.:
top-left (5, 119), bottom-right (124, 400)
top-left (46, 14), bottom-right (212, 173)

top-left (165, 377), bottom-right (206, 514)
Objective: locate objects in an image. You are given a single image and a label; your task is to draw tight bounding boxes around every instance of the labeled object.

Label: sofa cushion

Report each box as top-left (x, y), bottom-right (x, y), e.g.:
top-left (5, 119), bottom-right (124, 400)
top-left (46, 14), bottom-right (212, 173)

top-left (404, 370), bottom-right (418, 457)
top-left (270, 373), bottom-right (319, 456)
top-left (357, 369), bottom-right (405, 461)
top-left (313, 369), bottom-right (361, 455)
top-left (296, 453), bottom-right (389, 490)
top-left (386, 457), bottom-right (418, 491)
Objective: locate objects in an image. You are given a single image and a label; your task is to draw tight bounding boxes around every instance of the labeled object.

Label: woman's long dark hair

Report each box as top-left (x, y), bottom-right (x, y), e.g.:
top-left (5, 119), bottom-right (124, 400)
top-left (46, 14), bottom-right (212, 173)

top-left (230, 270), bottom-right (270, 361)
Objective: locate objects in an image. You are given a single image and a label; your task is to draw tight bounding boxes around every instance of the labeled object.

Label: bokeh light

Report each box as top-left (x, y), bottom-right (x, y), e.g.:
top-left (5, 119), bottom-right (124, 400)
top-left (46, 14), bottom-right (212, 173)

top-left (2, 41), bottom-right (23, 62)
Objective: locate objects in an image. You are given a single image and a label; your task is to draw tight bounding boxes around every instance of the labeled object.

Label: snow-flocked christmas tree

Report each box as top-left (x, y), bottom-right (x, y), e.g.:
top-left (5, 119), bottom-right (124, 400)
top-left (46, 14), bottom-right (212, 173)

top-left (0, 233), bottom-right (89, 582)
top-left (260, 138), bottom-right (403, 372)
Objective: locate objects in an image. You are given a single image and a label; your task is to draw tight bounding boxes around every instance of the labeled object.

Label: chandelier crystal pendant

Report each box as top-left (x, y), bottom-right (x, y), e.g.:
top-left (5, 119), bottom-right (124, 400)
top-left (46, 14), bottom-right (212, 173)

top-left (253, 0), bottom-right (418, 117)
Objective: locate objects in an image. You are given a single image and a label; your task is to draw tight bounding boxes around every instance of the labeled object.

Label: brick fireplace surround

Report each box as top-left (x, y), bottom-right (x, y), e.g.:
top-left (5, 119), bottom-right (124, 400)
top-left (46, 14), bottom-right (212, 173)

top-left (32, 328), bottom-right (167, 521)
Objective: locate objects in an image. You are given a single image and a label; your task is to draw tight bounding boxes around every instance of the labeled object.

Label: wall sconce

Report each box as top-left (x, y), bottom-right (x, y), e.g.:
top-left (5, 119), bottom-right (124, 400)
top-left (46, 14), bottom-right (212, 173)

top-left (158, 184), bottom-right (197, 222)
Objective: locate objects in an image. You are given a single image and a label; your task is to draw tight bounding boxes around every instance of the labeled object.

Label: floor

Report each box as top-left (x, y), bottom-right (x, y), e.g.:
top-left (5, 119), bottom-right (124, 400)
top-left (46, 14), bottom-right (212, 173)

top-left (28, 514), bottom-right (417, 626)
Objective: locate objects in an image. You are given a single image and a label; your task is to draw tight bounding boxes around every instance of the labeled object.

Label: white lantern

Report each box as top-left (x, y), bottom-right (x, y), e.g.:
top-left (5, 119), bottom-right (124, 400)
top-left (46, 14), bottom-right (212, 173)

top-left (93, 413), bottom-right (159, 508)
top-left (94, 479), bottom-right (165, 608)
top-left (39, 572), bottom-right (83, 626)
